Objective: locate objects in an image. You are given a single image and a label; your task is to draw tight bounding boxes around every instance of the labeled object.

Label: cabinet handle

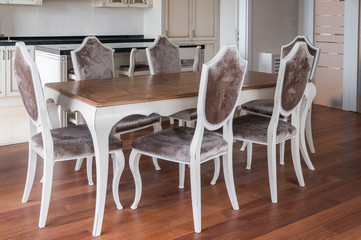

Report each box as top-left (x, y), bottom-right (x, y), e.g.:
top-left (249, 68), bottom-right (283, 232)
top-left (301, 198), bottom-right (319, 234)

top-left (193, 30), bottom-right (195, 37)
top-left (7, 50), bottom-right (10, 60)
top-left (2, 50), bottom-right (5, 60)
top-left (165, 30), bottom-right (168, 37)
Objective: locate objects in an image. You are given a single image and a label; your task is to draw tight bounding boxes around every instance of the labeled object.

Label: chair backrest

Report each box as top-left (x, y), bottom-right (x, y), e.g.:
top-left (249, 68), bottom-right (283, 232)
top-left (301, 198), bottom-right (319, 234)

top-left (281, 36), bottom-right (320, 82)
top-left (179, 46), bottom-right (201, 72)
top-left (275, 41), bottom-right (314, 117)
top-left (197, 45), bottom-right (248, 130)
top-left (146, 35), bottom-right (181, 75)
top-left (14, 42), bottom-right (53, 145)
top-left (71, 36), bottom-right (114, 80)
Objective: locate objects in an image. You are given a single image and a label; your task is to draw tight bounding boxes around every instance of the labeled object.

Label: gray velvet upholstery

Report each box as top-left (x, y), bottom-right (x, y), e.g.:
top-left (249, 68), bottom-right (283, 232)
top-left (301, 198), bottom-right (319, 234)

top-left (112, 113), bottom-right (160, 133)
top-left (205, 47), bottom-right (247, 124)
top-left (232, 115), bottom-right (296, 143)
top-left (148, 36), bottom-right (181, 75)
top-left (72, 37), bottom-right (113, 80)
top-left (132, 127), bottom-right (227, 162)
top-left (169, 108), bottom-right (197, 121)
top-left (241, 99), bottom-right (274, 116)
top-left (32, 124), bottom-right (123, 160)
top-left (281, 43), bottom-right (313, 111)
top-left (14, 45), bottom-right (39, 122)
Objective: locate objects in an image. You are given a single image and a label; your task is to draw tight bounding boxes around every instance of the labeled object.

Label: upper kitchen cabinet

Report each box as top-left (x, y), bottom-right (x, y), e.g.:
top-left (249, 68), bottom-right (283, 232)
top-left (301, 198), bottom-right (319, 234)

top-left (0, 0), bottom-right (42, 5)
top-left (94, 0), bottom-right (153, 8)
top-left (163, 0), bottom-right (219, 42)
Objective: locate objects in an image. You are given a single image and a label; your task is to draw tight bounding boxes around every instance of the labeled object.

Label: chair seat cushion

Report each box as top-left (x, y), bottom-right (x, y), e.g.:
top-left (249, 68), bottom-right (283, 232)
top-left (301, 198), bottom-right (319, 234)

top-left (119, 64), bottom-right (149, 72)
top-left (169, 108), bottom-right (197, 121)
top-left (241, 99), bottom-right (274, 116)
top-left (233, 115), bottom-right (296, 143)
top-left (31, 124), bottom-right (122, 160)
top-left (132, 126), bottom-right (228, 162)
top-left (112, 113), bottom-right (160, 133)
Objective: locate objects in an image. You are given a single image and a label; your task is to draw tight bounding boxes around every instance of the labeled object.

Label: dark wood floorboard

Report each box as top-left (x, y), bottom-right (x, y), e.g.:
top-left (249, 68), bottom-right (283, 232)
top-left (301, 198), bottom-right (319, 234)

top-left (1, 104), bottom-right (361, 239)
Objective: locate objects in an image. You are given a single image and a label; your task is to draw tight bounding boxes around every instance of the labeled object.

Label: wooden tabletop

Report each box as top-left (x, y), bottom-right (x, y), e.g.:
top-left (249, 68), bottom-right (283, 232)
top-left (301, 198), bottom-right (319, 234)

top-left (45, 71), bottom-right (277, 107)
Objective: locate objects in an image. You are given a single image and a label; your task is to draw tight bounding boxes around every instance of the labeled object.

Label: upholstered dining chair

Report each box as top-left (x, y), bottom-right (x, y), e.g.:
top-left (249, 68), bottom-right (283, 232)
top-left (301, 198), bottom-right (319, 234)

top-left (14, 42), bottom-right (125, 229)
top-left (240, 36), bottom-right (320, 170)
top-left (124, 45), bottom-right (247, 233)
top-left (71, 37), bottom-right (162, 185)
top-left (231, 41), bottom-right (312, 203)
top-left (146, 35), bottom-right (218, 188)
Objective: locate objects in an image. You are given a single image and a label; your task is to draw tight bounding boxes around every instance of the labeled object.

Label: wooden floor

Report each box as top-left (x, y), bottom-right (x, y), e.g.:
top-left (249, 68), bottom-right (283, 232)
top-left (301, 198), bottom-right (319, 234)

top-left (1, 105), bottom-right (361, 239)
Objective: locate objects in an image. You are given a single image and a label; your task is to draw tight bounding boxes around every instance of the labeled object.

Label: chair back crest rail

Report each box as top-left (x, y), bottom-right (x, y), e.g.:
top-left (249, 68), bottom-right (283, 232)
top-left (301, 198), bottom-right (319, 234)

top-left (280, 35), bottom-right (320, 82)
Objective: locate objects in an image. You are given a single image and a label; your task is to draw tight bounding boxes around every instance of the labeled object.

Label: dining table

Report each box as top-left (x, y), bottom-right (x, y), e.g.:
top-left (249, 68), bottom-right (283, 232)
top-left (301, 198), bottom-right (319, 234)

top-left (44, 70), bottom-right (277, 237)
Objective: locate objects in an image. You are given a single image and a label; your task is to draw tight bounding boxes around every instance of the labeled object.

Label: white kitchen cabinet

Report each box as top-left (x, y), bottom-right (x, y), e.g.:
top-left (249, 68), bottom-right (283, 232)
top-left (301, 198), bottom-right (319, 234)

top-left (94, 0), bottom-right (152, 8)
top-left (0, 47), bottom-right (5, 97)
top-left (163, 0), bottom-right (219, 41)
top-left (0, 0), bottom-right (42, 5)
top-left (162, 0), bottom-right (219, 62)
top-left (0, 45), bottom-right (35, 97)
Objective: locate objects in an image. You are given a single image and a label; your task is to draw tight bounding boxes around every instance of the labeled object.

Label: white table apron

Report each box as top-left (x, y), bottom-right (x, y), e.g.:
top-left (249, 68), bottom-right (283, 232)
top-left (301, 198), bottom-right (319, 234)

top-left (44, 85), bottom-right (275, 237)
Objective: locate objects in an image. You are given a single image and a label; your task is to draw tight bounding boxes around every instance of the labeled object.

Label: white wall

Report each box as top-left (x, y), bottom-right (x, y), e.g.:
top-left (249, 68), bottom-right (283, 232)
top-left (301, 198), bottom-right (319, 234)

top-left (219, 0), bottom-right (237, 46)
top-left (251, 0), bottom-right (299, 71)
top-left (143, 0), bottom-right (162, 37)
top-left (0, 0), bottom-right (144, 36)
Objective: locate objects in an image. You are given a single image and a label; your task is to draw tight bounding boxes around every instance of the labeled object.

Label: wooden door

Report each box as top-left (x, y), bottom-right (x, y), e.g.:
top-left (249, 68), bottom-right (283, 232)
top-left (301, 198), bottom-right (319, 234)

top-left (314, 0), bottom-right (344, 109)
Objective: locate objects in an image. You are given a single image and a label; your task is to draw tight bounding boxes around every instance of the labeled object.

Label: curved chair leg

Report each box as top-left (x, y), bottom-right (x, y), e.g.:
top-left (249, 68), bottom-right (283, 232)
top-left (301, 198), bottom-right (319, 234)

top-left (267, 142), bottom-right (278, 203)
top-left (86, 157), bottom-right (94, 186)
top-left (179, 163), bottom-right (186, 189)
top-left (300, 110), bottom-right (315, 170)
top-left (291, 135), bottom-right (305, 187)
top-left (190, 161), bottom-right (202, 233)
top-left (246, 142), bottom-right (253, 169)
top-left (222, 154), bottom-right (239, 210)
top-left (74, 158), bottom-right (83, 171)
top-left (39, 158), bottom-right (54, 228)
top-left (210, 157), bottom-right (220, 185)
top-left (279, 142), bottom-right (285, 165)
top-left (130, 150), bottom-right (142, 210)
top-left (152, 122), bottom-right (162, 171)
top-left (22, 149), bottom-right (37, 203)
top-left (112, 151), bottom-right (125, 210)
top-left (240, 141), bottom-right (247, 151)
top-left (305, 84), bottom-right (316, 153)
top-left (306, 106), bottom-right (316, 153)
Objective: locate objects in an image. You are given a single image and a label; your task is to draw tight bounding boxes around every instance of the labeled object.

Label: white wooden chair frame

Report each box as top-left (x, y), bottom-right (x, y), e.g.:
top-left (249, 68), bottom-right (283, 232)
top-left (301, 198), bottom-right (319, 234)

top-left (126, 45), bottom-right (247, 233)
top-left (17, 42), bottom-right (125, 230)
top-left (71, 37), bottom-right (161, 185)
top-left (242, 36), bottom-right (320, 171)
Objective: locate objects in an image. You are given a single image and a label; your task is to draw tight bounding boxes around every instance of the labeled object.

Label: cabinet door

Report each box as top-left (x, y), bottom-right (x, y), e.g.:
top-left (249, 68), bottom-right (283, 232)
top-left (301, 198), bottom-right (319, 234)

top-left (164, 0), bottom-right (191, 40)
top-left (192, 0), bottom-right (218, 40)
top-left (6, 46), bottom-right (35, 97)
top-left (0, 47), bottom-right (5, 97)
top-left (8, 0), bottom-right (42, 5)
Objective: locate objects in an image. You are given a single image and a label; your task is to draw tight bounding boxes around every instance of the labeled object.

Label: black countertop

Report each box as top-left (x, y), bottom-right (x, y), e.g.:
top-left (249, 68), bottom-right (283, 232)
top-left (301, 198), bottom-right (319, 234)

top-left (0, 35), bottom-right (154, 46)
